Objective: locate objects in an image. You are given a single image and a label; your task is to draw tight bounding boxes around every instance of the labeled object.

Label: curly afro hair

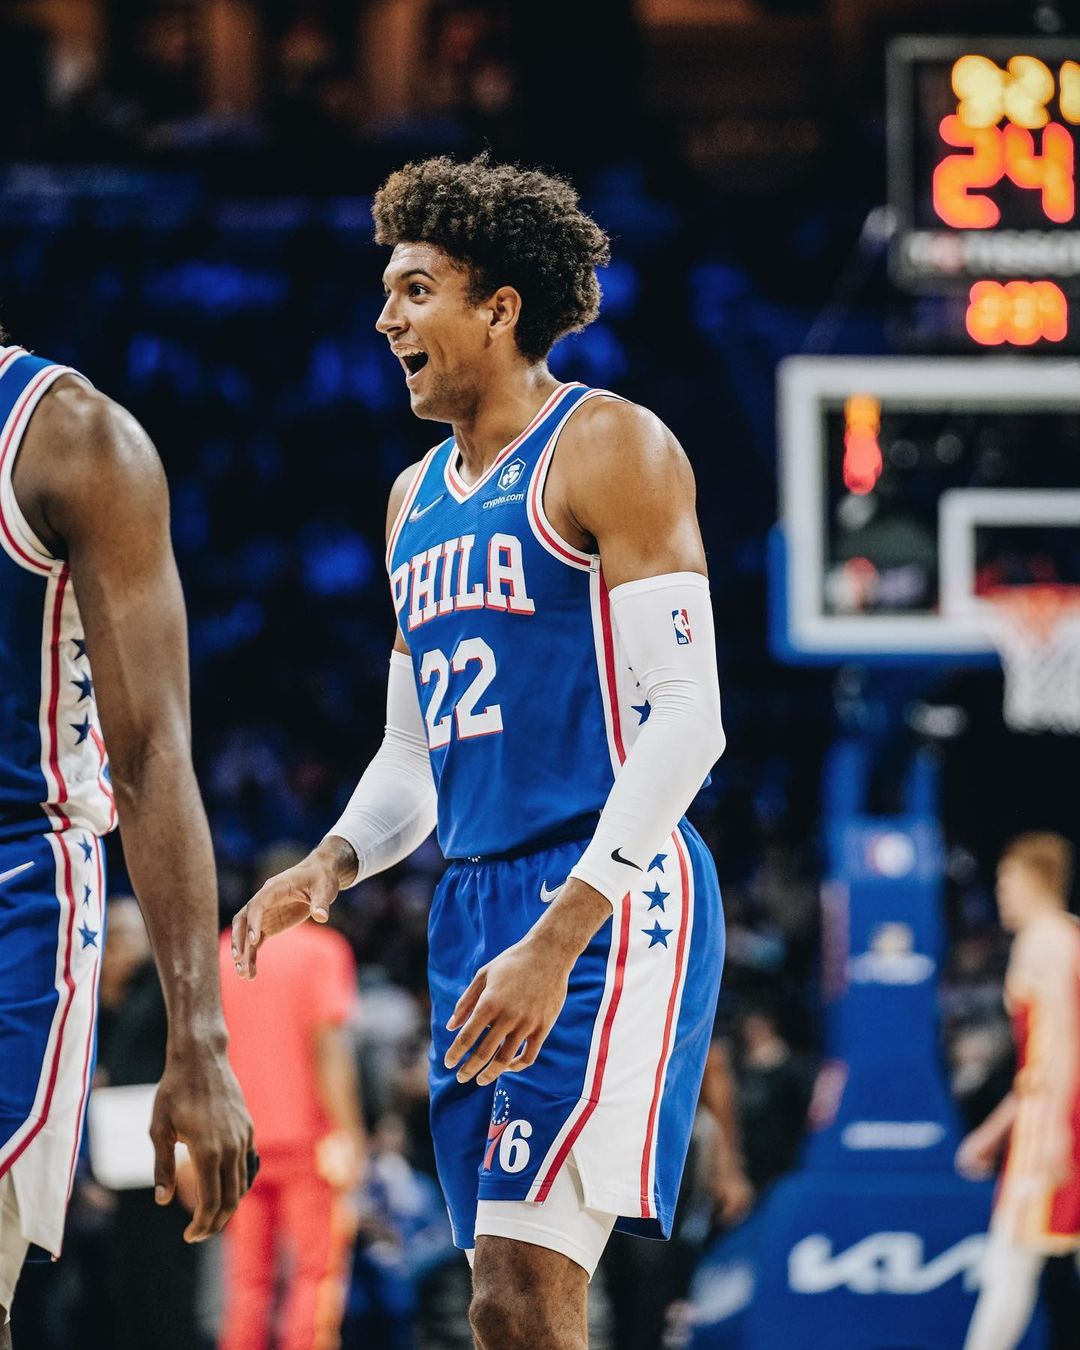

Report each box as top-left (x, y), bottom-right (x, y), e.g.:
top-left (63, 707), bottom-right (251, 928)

top-left (373, 154), bottom-right (610, 362)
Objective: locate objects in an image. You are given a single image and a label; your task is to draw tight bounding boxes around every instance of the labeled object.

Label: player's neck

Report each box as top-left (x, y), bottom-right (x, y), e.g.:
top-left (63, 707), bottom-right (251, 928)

top-left (451, 364), bottom-right (561, 484)
top-left (1018, 897), bottom-right (1067, 930)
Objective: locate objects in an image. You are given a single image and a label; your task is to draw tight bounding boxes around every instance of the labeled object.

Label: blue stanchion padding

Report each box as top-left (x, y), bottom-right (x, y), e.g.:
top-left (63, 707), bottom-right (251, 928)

top-left (802, 744), bottom-right (963, 1175)
top-left (688, 1172), bottom-right (1047, 1350)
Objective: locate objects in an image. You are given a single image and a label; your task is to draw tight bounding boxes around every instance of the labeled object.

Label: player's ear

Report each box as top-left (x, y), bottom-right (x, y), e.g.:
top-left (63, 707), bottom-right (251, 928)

top-left (487, 286), bottom-right (522, 340)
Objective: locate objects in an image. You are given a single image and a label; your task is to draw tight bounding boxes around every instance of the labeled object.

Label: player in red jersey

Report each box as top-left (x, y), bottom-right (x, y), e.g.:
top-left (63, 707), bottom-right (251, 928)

top-left (958, 832), bottom-right (1080, 1350)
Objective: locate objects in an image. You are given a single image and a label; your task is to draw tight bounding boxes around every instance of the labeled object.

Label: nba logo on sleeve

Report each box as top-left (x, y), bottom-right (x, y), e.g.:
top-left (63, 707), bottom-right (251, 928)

top-left (672, 609), bottom-right (692, 644)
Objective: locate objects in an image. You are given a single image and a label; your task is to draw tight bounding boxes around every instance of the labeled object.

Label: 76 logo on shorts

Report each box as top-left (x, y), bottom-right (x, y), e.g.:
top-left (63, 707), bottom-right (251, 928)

top-left (483, 1086), bottom-right (533, 1173)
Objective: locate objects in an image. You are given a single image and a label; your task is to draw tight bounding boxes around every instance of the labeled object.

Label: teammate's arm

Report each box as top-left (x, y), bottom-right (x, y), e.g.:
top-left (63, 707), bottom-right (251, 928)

top-left (446, 400), bottom-right (724, 1084)
top-left (956, 1092), bottom-right (1018, 1179)
top-left (20, 383), bottom-right (253, 1241)
top-left (701, 1041), bottom-right (755, 1224)
top-left (314, 1023), bottom-right (368, 1188)
top-left (232, 463), bottom-right (436, 978)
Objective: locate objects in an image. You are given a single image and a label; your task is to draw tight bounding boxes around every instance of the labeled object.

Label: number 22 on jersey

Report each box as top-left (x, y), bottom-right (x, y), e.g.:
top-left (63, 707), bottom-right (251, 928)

top-left (420, 637), bottom-right (503, 748)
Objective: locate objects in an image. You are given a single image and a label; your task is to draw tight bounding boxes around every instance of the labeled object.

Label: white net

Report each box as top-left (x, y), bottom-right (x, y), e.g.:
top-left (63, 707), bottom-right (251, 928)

top-left (985, 587), bottom-right (1080, 734)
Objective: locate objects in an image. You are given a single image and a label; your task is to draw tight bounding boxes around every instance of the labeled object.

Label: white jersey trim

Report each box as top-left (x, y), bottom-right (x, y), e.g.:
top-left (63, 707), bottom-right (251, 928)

top-left (525, 825), bottom-right (696, 1224)
top-left (589, 568), bottom-right (625, 778)
top-left (524, 388), bottom-right (628, 573)
top-left (638, 828), bottom-right (695, 1216)
top-left (4, 830), bottom-right (104, 1255)
top-left (443, 383), bottom-right (582, 504)
top-left (0, 354), bottom-right (90, 577)
top-left (34, 566), bottom-right (116, 837)
top-left (384, 443), bottom-right (441, 573)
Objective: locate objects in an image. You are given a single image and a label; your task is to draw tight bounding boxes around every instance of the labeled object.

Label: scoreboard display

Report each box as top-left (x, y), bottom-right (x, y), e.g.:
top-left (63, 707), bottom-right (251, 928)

top-left (888, 37), bottom-right (1080, 347)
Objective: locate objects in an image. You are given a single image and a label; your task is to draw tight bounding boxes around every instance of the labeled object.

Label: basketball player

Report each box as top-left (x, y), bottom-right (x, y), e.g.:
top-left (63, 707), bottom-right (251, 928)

top-left (232, 154), bottom-right (726, 1349)
top-left (0, 341), bottom-right (254, 1341)
top-left (958, 833), bottom-right (1080, 1350)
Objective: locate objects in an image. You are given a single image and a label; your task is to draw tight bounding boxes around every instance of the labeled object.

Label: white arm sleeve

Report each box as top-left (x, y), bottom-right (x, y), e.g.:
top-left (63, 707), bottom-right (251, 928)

top-left (569, 572), bottom-right (724, 906)
top-left (325, 650), bottom-right (437, 884)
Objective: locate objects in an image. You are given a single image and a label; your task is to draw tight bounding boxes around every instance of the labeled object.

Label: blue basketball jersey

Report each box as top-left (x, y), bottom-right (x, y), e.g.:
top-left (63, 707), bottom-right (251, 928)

top-left (387, 381), bottom-right (657, 859)
top-left (0, 347), bottom-right (116, 844)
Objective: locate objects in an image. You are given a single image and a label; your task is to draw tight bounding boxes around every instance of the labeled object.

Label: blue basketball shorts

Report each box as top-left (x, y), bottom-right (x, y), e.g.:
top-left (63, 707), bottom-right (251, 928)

top-left (427, 819), bottom-right (724, 1250)
top-left (0, 829), bottom-right (105, 1257)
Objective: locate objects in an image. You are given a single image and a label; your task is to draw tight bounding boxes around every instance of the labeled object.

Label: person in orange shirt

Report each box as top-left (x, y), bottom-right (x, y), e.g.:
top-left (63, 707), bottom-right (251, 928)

top-left (958, 832), bottom-right (1080, 1350)
top-left (219, 875), bottom-right (365, 1350)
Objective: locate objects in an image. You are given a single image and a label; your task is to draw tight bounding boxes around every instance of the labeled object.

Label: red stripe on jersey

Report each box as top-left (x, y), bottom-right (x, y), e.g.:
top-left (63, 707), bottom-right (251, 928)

top-left (445, 384), bottom-right (579, 501)
top-left (0, 366), bottom-right (60, 575)
top-left (526, 441), bottom-right (593, 569)
top-left (0, 347), bottom-right (27, 379)
top-left (45, 569), bottom-right (73, 828)
top-left (597, 571), bottom-right (626, 764)
top-left (385, 444), bottom-right (439, 572)
top-left (89, 726), bottom-right (117, 830)
top-left (66, 837), bottom-right (104, 1198)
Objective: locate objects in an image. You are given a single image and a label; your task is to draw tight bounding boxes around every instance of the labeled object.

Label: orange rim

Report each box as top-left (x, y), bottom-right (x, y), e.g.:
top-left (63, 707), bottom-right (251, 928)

top-left (982, 584), bottom-right (1080, 643)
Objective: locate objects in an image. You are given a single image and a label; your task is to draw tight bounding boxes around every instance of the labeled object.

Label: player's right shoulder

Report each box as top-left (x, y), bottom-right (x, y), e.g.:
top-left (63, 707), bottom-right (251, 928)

top-left (22, 381), bottom-right (167, 547)
top-left (385, 459), bottom-right (426, 543)
top-left (1018, 911), bottom-right (1074, 968)
top-left (26, 380), bottom-right (162, 488)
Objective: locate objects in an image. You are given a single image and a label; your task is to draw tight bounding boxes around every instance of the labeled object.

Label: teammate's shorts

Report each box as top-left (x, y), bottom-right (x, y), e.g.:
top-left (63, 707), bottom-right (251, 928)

top-left (428, 819), bottom-right (723, 1252)
top-left (994, 1101), bottom-right (1080, 1253)
top-left (0, 829), bottom-right (105, 1258)
top-left (0, 1174), bottom-right (28, 1319)
top-left (467, 1155), bottom-right (617, 1279)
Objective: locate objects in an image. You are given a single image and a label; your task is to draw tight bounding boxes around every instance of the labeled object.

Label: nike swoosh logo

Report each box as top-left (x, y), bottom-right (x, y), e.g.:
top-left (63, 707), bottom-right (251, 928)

top-left (408, 495), bottom-right (445, 523)
top-left (0, 861), bottom-right (34, 887)
top-left (610, 848), bottom-right (641, 870)
top-left (539, 881), bottom-right (563, 904)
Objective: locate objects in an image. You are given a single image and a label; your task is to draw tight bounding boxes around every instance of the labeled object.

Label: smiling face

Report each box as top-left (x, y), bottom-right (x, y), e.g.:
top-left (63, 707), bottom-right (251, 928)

top-left (376, 242), bottom-right (504, 423)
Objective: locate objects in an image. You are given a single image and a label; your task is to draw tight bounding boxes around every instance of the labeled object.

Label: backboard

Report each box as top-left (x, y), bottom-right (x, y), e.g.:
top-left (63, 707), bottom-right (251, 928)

top-left (772, 356), bottom-right (1080, 663)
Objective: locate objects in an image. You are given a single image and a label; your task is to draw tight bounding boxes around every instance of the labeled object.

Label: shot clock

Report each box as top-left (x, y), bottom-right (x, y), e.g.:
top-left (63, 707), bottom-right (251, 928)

top-left (888, 37), bottom-right (1080, 348)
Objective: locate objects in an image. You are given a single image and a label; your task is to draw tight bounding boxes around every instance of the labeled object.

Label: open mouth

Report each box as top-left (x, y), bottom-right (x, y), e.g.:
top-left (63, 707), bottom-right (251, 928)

top-left (403, 352), bottom-right (429, 378)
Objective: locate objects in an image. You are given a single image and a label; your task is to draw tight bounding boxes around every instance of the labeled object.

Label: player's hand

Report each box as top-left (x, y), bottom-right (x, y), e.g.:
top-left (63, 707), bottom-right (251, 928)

top-left (714, 1164), bottom-right (755, 1226)
top-left (316, 1128), bottom-right (368, 1191)
top-left (151, 1042), bottom-right (254, 1242)
top-left (955, 1127), bottom-right (999, 1180)
top-left (444, 934), bottom-right (575, 1086)
top-left (445, 876), bottom-right (612, 1086)
top-left (232, 838), bottom-right (356, 979)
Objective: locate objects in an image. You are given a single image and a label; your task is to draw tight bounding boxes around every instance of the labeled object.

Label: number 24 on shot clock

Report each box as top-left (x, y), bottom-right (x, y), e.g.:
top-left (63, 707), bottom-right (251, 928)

top-left (934, 55), bottom-right (1079, 228)
top-left (888, 38), bottom-right (1080, 346)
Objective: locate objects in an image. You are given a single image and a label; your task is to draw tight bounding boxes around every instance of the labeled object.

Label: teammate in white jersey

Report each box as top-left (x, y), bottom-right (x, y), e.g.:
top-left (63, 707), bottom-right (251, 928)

top-left (232, 155), bottom-right (726, 1349)
top-left (0, 337), bottom-right (253, 1342)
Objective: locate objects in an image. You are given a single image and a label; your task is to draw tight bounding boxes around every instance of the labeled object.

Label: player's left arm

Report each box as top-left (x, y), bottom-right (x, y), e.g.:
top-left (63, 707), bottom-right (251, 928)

top-left (446, 400), bottom-right (724, 1084)
top-left (27, 383), bottom-right (254, 1239)
top-left (701, 1040), bottom-right (755, 1223)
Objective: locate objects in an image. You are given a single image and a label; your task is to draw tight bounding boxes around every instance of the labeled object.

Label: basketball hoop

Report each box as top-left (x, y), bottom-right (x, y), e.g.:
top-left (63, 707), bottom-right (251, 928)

top-left (982, 585), bottom-right (1080, 734)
